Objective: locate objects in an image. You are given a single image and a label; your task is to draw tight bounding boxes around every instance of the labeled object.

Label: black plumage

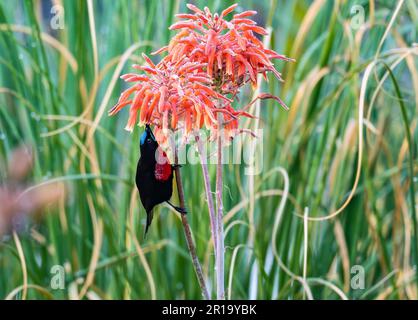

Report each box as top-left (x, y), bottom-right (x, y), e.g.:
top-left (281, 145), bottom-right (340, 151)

top-left (136, 125), bottom-right (179, 236)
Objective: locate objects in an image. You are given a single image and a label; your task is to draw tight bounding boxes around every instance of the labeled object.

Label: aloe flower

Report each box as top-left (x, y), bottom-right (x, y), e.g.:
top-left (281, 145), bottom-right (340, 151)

top-left (109, 53), bottom-right (233, 144)
top-left (166, 4), bottom-right (293, 97)
top-left (110, 3), bottom-right (293, 144)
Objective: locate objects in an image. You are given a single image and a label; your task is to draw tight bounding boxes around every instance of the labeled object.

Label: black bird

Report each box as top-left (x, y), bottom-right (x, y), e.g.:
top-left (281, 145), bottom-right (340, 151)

top-left (136, 125), bottom-right (185, 236)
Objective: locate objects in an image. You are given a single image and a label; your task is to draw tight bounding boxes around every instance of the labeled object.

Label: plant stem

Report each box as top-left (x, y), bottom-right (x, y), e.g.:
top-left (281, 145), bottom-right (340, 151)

top-left (195, 134), bottom-right (218, 250)
top-left (173, 150), bottom-right (210, 300)
top-left (215, 116), bottom-right (225, 300)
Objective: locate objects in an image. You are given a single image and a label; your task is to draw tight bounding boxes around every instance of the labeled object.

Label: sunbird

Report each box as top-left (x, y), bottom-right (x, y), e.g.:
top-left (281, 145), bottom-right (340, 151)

top-left (136, 125), bottom-right (186, 236)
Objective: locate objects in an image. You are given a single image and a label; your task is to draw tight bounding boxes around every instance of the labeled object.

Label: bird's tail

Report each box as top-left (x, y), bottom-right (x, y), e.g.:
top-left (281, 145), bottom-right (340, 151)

top-left (143, 210), bottom-right (154, 239)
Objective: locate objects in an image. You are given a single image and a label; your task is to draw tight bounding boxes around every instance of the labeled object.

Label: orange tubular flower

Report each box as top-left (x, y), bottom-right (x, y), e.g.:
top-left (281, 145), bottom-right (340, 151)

top-left (109, 53), bottom-right (232, 144)
top-left (110, 3), bottom-right (293, 143)
top-left (166, 3), bottom-right (293, 100)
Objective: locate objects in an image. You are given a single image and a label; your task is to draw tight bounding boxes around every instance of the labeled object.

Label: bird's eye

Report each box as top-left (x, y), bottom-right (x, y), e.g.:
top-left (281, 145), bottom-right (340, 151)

top-left (147, 138), bottom-right (152, 143)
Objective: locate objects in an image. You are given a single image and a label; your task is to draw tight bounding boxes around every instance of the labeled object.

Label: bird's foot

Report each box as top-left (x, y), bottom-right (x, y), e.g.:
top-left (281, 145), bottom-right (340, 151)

top-left (175, 206), bottom-right (188, 215)
top-left (166, 201), bottom-right (187, 215)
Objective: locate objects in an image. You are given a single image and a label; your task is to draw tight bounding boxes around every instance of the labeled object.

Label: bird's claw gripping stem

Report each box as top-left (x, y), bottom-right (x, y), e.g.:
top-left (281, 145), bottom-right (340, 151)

top-left (167, 201), bottom-right (187, 215)
top-left (175, 206), bottom-right (188, 215)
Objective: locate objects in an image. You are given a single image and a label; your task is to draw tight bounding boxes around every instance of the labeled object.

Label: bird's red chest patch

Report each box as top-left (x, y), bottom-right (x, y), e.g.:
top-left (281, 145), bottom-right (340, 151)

top-left (154, 149), bottom-right (172, 181)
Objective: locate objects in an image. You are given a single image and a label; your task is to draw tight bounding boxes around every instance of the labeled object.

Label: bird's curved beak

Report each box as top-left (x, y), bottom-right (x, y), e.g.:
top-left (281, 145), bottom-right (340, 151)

top-left (145, 124), bottom-right (156, 142)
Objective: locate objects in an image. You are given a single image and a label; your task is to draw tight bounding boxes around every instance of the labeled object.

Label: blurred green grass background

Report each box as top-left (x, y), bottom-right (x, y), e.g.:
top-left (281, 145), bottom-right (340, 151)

top-left (0, 0), bottom-right (417, 299)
